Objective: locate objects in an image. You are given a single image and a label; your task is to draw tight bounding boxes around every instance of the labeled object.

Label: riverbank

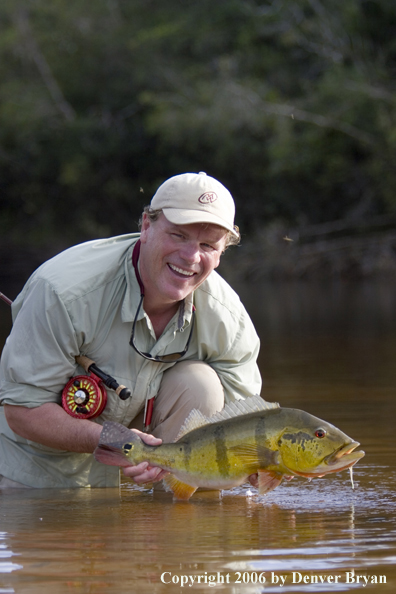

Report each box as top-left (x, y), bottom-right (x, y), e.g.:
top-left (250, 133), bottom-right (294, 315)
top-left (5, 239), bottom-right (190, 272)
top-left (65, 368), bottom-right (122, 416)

top-left (220, 216), bottom-right (396, 283)
top-left (2, 216), bottom-right (396, 299)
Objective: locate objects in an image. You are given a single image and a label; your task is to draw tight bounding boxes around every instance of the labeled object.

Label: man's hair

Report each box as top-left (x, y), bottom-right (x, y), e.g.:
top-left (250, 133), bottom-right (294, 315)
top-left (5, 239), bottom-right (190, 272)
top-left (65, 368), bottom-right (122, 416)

top-left (139, 206), bottom-right (240, 249)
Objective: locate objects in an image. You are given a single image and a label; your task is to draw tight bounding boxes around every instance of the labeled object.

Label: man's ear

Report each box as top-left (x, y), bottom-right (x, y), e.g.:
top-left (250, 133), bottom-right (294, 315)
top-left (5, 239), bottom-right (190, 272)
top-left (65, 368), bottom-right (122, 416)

top-left (140, 212), bottom-right (150, 243)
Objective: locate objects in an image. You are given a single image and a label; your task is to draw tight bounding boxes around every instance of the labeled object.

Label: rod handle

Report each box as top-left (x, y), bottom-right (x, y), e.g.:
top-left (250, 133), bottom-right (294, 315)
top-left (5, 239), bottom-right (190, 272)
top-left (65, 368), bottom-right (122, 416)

top-left (75, 355), bottom-right (95, 373)
top-left (75, 355), bottom-right (131, 400)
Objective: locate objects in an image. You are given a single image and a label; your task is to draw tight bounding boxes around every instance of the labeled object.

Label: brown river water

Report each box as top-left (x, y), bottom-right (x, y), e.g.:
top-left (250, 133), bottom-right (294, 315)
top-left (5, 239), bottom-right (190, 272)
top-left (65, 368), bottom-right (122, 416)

top-left (1, 280), bottom-right (396, 593)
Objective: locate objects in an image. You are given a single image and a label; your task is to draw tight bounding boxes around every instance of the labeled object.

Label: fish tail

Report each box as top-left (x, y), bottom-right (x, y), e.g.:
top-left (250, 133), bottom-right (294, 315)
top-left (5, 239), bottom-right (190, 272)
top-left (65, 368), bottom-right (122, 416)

top-left (94, 421), bottom-right (143, 467)
top-left (94, 443), bottom-right (132, 467)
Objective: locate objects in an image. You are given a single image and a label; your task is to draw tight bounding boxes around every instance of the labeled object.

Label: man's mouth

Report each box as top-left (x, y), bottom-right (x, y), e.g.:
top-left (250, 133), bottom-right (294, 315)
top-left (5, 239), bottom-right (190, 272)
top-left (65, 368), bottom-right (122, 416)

top-left (168, 264), bottom-right (196, 277)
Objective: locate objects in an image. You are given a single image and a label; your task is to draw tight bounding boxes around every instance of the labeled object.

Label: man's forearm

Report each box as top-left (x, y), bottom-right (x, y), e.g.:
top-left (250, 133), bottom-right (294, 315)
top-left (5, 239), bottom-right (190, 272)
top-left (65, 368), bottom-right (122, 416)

top-left (4, 402), bottom-right (102, 453)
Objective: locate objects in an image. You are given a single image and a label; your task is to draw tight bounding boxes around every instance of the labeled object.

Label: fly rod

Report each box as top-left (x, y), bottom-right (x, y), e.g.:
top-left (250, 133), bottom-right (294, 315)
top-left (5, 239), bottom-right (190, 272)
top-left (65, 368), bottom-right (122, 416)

top-left (0, 292), bottom-right (12, 306)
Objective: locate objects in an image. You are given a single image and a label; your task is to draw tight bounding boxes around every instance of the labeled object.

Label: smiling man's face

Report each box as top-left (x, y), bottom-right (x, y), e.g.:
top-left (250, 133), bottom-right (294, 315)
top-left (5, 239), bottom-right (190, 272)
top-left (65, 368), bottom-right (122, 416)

top-left (139, 212), bottom-right (228, 310)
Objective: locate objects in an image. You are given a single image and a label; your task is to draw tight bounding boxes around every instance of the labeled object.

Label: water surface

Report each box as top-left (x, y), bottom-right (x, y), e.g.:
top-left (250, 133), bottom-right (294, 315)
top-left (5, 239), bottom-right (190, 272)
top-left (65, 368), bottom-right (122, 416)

top-left (1, 280), bottom-right (395, 593)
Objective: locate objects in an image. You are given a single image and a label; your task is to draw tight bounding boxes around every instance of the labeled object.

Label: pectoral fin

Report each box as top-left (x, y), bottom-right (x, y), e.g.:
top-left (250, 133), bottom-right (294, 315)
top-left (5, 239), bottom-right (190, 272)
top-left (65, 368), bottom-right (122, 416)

top-left (257, 470), bottom-right (284, 494)
top-left (163, 475), bottom-right (198, 501)
top-left (229, 444), bottom-right (280, 474)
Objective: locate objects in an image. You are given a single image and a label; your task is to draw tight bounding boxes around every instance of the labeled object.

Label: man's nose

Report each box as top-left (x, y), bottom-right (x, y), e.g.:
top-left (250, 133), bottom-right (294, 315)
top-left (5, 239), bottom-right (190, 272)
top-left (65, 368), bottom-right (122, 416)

top-left (179, 242), bottom-right (200, 263)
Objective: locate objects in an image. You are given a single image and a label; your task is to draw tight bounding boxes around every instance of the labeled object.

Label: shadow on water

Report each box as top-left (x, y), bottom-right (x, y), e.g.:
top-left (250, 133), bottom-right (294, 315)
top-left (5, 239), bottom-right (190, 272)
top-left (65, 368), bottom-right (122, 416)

top-left (1, 279), bottom-right (396, 593)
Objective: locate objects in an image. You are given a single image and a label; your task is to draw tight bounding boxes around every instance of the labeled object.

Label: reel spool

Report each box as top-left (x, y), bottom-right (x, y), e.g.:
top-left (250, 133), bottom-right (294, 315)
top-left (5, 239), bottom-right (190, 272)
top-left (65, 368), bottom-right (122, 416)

top-left (61, 355), bottom-right (131, 419)
top-left (62, 373), bottom-right (107, 419)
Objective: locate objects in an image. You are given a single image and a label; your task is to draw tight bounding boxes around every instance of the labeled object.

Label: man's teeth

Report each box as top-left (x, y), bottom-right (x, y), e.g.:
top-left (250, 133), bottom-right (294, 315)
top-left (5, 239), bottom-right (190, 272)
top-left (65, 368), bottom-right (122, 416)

top-left (169, 264), bottom-right (195, 277)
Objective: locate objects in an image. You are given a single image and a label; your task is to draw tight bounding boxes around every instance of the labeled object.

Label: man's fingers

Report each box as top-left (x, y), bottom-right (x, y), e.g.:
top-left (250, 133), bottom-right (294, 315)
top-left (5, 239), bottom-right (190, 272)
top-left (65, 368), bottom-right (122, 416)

top-left (118, 430), bottom-right (164, 484)
top-left (131, 428), bottom-right (162, 447)
top-left (122, 462), bottom-right (165, 484)
top-left (122, 460), bottom-right (149, 478)
top-left (150, 468), bottom-right (169, 482)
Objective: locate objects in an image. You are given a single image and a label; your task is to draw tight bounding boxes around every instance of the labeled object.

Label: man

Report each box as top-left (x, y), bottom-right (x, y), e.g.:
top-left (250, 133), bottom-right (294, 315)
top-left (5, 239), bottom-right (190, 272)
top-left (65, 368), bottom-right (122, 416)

top-left (0, 172), bottom-right (261, 488)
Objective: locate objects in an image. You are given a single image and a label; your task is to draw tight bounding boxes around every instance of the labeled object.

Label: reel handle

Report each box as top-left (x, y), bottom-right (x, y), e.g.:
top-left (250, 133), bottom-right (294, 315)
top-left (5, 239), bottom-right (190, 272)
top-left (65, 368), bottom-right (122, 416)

top-left (75, 355), bottom-right (131, 401)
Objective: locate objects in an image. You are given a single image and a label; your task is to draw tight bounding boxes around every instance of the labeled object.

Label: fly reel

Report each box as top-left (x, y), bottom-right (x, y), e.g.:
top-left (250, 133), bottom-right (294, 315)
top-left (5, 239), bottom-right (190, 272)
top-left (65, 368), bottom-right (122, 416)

top-left (61, 355), bottom-right (131, 419)
top-left (62, 373), bottom-right (107, 419)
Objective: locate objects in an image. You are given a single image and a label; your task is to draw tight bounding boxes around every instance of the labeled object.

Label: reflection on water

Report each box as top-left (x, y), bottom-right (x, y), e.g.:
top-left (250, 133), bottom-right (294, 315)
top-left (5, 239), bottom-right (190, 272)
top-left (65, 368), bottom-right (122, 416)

top-left (1, 474), bottom-right (395, 594)
top-left (1, 280), bottom-right (396, 593)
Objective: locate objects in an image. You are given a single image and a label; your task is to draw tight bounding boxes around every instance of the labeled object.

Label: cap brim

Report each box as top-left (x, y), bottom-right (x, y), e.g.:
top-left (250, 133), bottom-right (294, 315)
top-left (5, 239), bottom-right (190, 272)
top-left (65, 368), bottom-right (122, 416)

top-left (162, 208), bottom-right (239, 237)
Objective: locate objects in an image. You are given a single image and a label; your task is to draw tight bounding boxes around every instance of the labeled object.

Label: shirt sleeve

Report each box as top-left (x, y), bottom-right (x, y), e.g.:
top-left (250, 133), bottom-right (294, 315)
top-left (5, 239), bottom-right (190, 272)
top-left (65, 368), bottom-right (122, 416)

top-left (208, 312), bottom-right (262, 403)
top-left (0, 277), bottom-right (80, 407)
top-left (193, 287), bottom-right (262, 404)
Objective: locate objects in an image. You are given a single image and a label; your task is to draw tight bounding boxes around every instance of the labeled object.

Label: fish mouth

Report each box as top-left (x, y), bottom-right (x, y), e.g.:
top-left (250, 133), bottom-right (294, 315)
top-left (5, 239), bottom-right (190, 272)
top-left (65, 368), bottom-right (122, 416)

top-left (292, 441), bottom-right (365, 479)
top-left (324, 441), bottom-right (365, 471)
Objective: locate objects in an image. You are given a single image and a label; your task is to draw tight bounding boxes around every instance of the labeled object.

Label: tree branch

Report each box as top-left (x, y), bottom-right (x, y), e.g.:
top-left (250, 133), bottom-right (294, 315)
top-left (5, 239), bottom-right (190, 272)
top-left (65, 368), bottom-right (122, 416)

top-left (228, 81), bottom-right (375, 145)
top-left (14, 8), bottom-right (76, 122)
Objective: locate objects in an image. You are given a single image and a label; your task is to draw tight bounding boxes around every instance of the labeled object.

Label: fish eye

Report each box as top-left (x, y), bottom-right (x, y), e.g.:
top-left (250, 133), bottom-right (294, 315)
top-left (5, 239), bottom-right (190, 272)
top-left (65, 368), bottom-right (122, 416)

top-left (315, 428), bottom-right (327, 438)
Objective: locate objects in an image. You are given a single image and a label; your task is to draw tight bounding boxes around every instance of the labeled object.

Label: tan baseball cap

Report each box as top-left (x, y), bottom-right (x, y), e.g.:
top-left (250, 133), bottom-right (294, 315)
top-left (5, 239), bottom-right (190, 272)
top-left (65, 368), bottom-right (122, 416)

top-left (150, 172), bottom-right (238, 237)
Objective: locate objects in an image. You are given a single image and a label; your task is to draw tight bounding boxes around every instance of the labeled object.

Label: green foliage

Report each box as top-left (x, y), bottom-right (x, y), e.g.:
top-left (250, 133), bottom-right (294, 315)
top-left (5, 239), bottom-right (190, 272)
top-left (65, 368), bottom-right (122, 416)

top-left (1, 0), bottom-right (396, 245)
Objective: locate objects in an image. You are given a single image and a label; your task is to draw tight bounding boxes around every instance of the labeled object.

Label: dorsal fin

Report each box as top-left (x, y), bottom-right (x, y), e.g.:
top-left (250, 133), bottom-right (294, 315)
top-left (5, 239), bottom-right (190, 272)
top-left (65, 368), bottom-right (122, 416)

top-left (175, 409), bottom-right (209, 441)
top-left (208, 394), bottom-right (279, 424)
top-left (175, 395), bottom-right (279, 441)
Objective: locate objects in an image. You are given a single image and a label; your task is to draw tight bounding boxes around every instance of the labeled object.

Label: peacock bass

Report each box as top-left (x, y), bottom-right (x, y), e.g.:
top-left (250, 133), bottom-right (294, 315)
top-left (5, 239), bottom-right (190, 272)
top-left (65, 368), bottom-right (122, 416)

top-left (94, 395), bottom-right (365, 500)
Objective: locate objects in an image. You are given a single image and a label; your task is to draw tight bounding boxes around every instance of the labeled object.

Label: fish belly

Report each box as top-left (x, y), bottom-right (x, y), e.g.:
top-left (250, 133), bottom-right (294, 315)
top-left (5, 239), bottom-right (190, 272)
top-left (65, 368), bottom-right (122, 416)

top-left (145, 435), bottom-right (251, 490)
top-left (171, 469), bottom-right (248, 490)
top-left (144, 418), bottom-right (270, 491)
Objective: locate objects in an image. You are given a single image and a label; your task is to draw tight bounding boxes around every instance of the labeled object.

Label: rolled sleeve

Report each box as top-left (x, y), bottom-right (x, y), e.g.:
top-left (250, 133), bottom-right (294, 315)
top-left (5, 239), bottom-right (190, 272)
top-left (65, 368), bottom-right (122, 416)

top-left (194, 276), bottom-right (262, 403)
top-left (209, 314), bottom-right (261, 403)
top-left (0, 278), bottom-right (79, 407)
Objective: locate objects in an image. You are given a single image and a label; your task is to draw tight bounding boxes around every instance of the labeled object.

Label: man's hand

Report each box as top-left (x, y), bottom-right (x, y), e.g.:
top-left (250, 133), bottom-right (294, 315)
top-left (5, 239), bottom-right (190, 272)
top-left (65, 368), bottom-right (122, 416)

top-left (121, 429), bottom-right (168, 484)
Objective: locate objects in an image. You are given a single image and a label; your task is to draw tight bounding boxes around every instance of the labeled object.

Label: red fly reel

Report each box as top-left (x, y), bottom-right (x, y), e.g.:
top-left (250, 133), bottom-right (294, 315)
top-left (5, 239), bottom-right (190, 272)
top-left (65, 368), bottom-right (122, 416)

top-left (62, 373), bottom-right (107, 419)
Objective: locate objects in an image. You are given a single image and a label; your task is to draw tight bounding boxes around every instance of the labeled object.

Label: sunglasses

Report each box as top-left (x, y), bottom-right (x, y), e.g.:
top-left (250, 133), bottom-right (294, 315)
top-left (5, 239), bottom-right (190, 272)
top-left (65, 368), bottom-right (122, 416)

top-left (129, 294), bottom-right (195, 363)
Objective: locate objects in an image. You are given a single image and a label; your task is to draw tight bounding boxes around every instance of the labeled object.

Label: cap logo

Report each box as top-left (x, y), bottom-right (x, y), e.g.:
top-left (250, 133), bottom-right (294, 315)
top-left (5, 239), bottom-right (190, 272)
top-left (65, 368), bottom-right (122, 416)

top-left (198, 192), bottom-right (218, 204)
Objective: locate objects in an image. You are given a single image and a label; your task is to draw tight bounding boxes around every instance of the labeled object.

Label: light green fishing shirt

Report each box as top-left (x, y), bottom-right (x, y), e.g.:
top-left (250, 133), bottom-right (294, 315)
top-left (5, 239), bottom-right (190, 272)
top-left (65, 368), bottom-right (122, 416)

top-left (0, 233), bottom-right (261, 488)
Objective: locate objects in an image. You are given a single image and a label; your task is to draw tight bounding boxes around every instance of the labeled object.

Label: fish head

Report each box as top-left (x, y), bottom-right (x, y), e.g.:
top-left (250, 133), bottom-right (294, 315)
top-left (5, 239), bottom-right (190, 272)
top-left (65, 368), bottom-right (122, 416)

top-left (275, 409), bottom-right (365, 478)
